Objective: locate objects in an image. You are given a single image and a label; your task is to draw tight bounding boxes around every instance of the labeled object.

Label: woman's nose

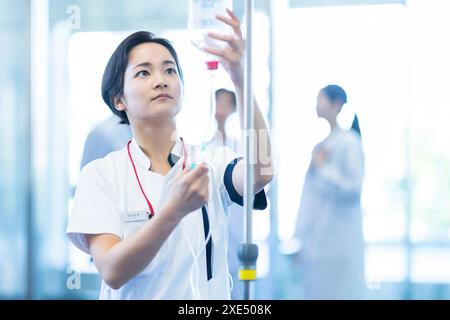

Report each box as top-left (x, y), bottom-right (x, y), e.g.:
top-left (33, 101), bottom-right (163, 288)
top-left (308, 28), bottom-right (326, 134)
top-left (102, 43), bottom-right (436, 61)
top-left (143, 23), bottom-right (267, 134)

top-left (153, 74), bottom-right (168, 89)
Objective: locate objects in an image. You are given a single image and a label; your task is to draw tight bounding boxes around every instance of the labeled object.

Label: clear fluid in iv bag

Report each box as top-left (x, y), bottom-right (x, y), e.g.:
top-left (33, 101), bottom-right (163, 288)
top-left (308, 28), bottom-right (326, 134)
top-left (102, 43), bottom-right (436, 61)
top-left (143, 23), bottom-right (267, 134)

top-left (188, 0), bottom-right (233, 66)
top-left (187, 0), bottom-right (231, 164)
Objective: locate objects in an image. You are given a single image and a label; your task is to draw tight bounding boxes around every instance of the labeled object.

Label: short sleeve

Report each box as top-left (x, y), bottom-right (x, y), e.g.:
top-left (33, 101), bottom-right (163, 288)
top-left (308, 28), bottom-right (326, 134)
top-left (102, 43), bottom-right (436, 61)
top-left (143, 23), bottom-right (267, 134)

top-left (66, 162), bottom-right (122, 254)
top-left (223, 158), bottom-right (267, 210)
top-left (204, 146), bottom-right (267, 211)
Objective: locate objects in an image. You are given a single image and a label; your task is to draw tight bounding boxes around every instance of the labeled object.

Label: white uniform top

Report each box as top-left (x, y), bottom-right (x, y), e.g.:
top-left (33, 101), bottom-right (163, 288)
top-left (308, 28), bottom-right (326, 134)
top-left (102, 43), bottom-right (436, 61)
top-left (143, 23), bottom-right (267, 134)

top-left (67, 137), bottom-right (266, 300)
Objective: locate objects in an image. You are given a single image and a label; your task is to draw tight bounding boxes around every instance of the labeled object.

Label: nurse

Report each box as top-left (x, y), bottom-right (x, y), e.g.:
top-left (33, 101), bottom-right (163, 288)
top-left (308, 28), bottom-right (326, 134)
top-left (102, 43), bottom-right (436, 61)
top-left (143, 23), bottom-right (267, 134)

top-left (66, 9), bottom-right (273, 299)
top-left (294, 85), bottom-right (366, 300)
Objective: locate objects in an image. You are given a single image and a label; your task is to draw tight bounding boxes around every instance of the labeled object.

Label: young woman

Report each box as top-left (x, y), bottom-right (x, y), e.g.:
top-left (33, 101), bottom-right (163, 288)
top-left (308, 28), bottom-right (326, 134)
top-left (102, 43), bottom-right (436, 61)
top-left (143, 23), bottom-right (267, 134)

top-left (67, 10), bottom-right (273, 300)
top-left (294, 85), bottom-right (365, 299)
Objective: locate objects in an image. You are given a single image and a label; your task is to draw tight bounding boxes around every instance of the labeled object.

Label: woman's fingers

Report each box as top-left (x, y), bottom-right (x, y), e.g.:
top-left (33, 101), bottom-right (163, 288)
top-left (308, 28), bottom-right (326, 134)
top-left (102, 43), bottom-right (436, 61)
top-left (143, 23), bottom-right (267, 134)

top-left (216, 18), bottom-right (242, 39)
top-left (200, 10), bottom-right (244, 62)
top-left (225, 8), bottom-right (238, 21)
top-left (184, 163), bottom-right (208, 183)
top-left (208, 32), bottom-right (233, 43)
top-left (203, 44), bottom-right (243, 61)
top-left (216, 11), bottom-right (242, 39)
top-left (208, 32), bottom-right (243, 50)
top-left (196, 177), bottom-right (210, 203)
top-left (203, 47), bottom-right (226, 60)
top-left (185, 166), bottom-right (209, 204)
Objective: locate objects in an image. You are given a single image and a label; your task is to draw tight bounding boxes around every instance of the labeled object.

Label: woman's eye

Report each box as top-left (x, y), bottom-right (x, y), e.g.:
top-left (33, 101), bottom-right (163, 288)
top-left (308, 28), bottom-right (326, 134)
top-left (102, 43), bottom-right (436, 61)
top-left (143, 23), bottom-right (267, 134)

top-left (136, 70), bottom-right (150, 77)
top-left (166, 68), bottom-right (177, 75)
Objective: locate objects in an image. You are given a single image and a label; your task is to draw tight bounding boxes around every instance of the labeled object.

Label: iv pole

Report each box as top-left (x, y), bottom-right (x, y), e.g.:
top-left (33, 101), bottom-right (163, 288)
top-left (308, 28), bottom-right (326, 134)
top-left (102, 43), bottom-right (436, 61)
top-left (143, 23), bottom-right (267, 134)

top-left (238, 0), bottom-right (258, 301)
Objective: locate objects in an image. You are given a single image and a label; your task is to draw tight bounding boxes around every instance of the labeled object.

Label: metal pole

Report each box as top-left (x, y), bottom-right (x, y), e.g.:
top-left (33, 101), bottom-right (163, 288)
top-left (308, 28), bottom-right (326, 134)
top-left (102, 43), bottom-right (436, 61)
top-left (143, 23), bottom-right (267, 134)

top-left (238, 0), bottom-right (258, 301)
top-left (244, 0), bottom-right (254, 249)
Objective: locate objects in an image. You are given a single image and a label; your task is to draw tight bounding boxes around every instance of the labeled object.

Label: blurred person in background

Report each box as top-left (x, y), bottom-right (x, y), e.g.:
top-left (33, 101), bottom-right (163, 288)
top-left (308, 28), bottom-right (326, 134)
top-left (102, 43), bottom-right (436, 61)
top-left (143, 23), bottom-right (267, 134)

top-left (207, 88), bottom-right (244, 300)
top-left (81, 115), bottom-right (132, 169)
top-left (294, 84), bottom-right (366, 300)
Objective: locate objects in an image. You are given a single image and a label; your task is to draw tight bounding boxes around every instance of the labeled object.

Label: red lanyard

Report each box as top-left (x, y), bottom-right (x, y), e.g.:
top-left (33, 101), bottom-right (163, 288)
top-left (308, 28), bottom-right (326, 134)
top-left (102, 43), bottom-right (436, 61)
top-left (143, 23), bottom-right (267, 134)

top-left (127, 138), bottom-right (188, 219)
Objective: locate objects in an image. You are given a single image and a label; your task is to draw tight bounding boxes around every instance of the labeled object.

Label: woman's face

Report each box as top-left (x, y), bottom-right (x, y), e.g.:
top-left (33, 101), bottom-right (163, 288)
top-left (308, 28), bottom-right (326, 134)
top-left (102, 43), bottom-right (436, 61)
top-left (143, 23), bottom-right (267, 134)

top-left (316, 90), bottom-right (335, 120)
top-left (215, 92), bottom-right (235, 126)
top-left (117, 42), bottom-right (183, 123)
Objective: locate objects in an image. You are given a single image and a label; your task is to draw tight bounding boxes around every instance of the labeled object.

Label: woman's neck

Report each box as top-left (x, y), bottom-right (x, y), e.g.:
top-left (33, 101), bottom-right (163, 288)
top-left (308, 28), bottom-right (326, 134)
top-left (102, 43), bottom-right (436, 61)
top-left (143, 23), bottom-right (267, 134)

top-left (217, 122), bottom-right (226, 136)
top-left (216, 126), bottom-right (227, 146)
top-left (327, 117), bottom-right (338, 132)
top-left (131, 118), bottom-right (178, 168)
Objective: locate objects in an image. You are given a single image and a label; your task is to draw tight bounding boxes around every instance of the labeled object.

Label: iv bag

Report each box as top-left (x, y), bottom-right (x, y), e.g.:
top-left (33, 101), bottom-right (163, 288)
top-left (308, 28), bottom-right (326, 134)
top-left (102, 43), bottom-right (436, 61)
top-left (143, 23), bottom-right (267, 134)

top-left (188, 0), bottom-right (233, 67)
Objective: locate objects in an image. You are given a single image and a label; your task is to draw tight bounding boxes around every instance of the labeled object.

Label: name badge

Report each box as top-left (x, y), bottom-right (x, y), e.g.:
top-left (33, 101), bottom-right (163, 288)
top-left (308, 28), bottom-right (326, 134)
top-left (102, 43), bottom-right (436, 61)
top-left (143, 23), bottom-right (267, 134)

top-left (123, 210), bottom-right (149, 222)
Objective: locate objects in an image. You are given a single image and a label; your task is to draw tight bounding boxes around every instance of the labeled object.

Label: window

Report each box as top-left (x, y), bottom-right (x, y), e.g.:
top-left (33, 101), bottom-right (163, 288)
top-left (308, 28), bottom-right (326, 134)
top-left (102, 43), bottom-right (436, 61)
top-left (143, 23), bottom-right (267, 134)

top-left (273, 0), bottom-right (450, 297)
top-left (0, 0), bottom-right (30, 299)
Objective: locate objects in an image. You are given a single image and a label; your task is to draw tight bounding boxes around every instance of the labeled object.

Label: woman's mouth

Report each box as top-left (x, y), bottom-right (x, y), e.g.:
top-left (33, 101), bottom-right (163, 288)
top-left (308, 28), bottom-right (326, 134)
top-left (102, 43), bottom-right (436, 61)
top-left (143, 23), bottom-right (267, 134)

top-left (152, 94), bottom-right (172, 101)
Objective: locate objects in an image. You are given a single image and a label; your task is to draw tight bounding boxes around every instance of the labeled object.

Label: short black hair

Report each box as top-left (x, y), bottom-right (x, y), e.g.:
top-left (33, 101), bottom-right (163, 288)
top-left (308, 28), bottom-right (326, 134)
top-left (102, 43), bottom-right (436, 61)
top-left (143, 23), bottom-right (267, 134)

top-left (321, 84), bottom-right (347, 106)
top-left (215, 88), bottom-right (237, 109)
top-left (321, 84), bottom-right (361, 137)
top-left (101, 31), bottom-right (184, 125)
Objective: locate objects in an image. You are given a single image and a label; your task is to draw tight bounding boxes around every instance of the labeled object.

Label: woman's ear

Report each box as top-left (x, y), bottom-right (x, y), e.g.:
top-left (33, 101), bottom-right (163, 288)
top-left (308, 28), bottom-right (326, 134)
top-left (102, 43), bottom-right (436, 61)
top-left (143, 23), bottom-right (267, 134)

top-left (113, 96), bottom-right (127, 111)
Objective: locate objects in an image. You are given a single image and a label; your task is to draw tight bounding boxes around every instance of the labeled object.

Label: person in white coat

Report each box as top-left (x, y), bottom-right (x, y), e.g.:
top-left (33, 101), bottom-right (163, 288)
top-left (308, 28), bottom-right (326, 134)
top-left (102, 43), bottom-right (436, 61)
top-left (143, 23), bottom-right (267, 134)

top-left (66, 10), bottom-right (273, 300)
top-left (207, 88), bottom-right (244, 300)
top-left (294, 84), bottom-right (366, 300)
top-left (81, 115), bottom-right (132, 169)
